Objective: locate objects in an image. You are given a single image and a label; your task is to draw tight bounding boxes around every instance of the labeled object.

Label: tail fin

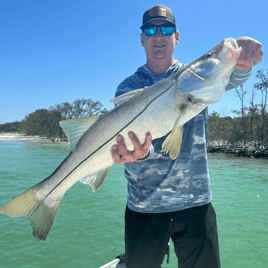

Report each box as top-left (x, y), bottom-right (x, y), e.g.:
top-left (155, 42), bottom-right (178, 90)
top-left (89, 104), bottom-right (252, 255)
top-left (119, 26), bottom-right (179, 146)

top-left (0, 186), bottom-right (61, 241)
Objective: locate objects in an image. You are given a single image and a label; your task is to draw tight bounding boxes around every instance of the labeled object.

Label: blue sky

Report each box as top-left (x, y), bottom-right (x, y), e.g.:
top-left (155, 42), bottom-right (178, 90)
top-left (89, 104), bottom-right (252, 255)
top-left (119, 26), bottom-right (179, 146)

top-left (0, 0), bottom-right (266, 124)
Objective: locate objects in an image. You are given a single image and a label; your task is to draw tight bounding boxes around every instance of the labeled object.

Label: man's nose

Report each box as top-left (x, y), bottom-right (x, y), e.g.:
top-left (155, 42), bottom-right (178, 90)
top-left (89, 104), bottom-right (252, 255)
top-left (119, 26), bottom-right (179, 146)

top-left (154, 28), bottom-right (163, 38)
top-left (154, 27), bottom-right (163, 36)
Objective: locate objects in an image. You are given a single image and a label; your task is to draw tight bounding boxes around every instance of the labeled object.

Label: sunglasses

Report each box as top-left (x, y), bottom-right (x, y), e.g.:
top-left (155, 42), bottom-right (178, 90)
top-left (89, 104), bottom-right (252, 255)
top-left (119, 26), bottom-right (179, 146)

top-left (143, 26), bottom-right (175, 36)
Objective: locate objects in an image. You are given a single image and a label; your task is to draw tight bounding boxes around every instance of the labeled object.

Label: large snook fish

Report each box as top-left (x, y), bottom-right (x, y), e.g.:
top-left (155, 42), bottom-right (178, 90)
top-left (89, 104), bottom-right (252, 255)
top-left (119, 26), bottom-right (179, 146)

top-left (0, 38), bottom-right (242, 240)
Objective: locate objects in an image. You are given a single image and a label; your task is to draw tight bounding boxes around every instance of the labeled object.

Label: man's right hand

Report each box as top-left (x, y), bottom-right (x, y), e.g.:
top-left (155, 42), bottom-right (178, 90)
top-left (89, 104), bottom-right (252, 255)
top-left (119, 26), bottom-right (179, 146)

top-left (111, 131), bottom-right (152, 164)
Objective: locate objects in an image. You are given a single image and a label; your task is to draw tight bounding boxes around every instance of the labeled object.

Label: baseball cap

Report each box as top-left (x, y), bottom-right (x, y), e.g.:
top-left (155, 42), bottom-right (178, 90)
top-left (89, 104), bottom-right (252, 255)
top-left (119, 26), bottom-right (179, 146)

top-left (140, 4), bottom-right (176, 30)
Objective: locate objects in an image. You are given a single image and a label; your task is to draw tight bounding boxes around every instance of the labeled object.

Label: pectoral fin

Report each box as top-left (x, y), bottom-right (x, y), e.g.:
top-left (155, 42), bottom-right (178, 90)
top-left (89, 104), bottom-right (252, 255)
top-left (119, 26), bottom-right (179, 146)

top-left (162, 103), bottom-right (187, 160)
top-left (79, 166), bottom-right (112, 192)
top-left (162, 127), bottom-right (183, 160)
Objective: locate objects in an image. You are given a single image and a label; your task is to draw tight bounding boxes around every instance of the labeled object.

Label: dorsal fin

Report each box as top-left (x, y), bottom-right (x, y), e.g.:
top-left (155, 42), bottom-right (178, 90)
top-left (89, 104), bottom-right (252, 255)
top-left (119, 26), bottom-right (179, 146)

top-left (109, 87), bottom-right (146, 106)
top-left (59, 116), bottom-right (99, 150)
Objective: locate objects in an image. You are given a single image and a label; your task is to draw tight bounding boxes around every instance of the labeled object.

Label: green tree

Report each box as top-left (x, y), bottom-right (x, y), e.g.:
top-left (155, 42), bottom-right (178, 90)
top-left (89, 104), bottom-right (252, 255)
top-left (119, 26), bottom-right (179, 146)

top-left (0, 121), bottom-right (23, 133)
top-left (248, 86), bottom-right (258, 139)
top-left (0, 98), bottom-right (107, 141)
top-left (47, 110), bottom-right (66, 141)
top-left (208, 111), bottom-right (221, 143)
top-left (254, 69), bottom-right (268, 146)
top-left (23, 109), bottom-right (51, 136)
top-left (231, 85), bottom-right (248, 144)
top-left (50, 98), bottom-right (107, 120)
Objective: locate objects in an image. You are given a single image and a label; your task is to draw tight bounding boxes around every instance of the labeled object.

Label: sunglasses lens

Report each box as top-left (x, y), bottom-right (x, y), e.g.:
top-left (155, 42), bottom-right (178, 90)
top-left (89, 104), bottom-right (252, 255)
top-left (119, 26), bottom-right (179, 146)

top-left (143, 27), bottom-right (157, 36)
top-left (161, 27), bottom-right (175, 35)
top-left (143, 26), bottom-right (175, 36)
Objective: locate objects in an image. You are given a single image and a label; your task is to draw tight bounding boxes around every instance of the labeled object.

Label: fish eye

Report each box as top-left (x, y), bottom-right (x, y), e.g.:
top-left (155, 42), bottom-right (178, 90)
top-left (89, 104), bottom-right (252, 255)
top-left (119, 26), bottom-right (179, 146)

top-left (206, 53), bottom-right (211, 58)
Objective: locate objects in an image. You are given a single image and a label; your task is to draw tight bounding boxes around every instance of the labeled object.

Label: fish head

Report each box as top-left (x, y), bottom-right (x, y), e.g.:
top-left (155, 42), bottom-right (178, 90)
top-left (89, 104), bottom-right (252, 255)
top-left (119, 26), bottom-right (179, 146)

top-left (210, 37), bottom-right (242, 79)
top-left (176, 37), bottom-right (242, 106)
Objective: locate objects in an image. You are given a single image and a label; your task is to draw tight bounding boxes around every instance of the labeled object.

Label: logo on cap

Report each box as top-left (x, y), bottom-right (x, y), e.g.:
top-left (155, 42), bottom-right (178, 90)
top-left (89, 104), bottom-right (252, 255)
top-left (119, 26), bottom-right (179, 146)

top-left (149, 6), bottom-right (166, 17)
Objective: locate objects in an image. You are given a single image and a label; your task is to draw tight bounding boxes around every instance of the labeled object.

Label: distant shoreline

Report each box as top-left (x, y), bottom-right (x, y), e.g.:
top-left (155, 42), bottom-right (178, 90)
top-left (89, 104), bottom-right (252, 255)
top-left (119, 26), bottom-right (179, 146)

top-left (0, 132), bottom-right (68, 144)
top-left (1, 132), bottom-right (267, 158)
top-left (207, 143), bottom-right (268, 158)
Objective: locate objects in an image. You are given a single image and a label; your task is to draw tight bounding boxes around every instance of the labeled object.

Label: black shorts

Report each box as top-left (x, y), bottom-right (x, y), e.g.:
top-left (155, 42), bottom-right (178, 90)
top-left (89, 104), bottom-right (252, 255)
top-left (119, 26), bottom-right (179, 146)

top-left (124, 203), bottom-right (221, 268)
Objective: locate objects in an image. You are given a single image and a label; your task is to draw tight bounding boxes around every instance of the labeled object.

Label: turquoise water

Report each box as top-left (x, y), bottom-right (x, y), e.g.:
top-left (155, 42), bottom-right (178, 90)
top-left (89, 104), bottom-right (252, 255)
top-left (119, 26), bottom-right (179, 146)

top-left (0, 139), bottom-right (267, 268)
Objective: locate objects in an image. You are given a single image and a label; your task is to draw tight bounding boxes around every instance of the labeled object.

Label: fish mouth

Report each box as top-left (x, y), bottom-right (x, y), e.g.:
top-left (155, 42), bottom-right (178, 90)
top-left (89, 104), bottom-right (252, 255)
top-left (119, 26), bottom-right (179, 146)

top-left (226, 38), bottom-right (239, 50)
top-left (224, 38), bottom-right (242, 60)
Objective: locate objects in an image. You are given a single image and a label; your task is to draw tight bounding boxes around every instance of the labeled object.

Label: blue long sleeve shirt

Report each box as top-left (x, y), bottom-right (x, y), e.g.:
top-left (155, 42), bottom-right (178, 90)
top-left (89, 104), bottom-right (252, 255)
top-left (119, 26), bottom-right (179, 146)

top-left (115, 60), bottom-right (252, 213)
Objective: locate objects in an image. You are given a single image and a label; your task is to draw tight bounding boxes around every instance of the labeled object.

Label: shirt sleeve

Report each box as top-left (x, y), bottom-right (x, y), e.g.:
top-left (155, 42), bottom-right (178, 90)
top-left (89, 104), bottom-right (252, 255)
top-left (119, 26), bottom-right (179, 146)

top-left (225, 67), bottom-right (253, 91)
top-left (136, 144), bottom-right (155, 162)
top-left (115, 75), bottom-right (141, 98)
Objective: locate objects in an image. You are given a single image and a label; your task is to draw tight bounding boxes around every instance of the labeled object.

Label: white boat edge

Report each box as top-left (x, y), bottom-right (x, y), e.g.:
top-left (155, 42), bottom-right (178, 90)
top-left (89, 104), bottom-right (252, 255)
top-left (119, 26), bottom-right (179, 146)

top-left (99, 258), bottom-right (123, 268)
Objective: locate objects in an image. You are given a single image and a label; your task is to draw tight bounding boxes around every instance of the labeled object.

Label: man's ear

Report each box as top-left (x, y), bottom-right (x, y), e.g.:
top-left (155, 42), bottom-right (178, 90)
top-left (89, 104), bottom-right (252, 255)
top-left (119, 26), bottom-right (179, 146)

top-left (140, 33), bottom-right (144, 47)
top-left (175, 31), bottom-right (180, 45)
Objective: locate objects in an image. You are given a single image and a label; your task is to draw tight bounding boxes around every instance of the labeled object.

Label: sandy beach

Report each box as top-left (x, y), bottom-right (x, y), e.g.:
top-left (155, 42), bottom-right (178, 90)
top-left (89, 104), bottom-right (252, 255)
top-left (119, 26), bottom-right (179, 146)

top-left (0, 132), bottom-right (68, 144)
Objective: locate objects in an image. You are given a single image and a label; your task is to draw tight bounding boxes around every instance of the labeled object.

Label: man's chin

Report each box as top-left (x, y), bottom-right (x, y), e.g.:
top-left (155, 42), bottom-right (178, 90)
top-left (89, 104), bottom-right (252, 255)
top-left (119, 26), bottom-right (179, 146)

top-left (153, 51), bottom-right (167, 59)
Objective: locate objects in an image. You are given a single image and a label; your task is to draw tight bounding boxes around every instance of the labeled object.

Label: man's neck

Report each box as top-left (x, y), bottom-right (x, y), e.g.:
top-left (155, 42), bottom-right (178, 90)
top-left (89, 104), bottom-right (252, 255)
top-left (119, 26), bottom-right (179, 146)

top-left (146, 58), bottom-right (174, 75)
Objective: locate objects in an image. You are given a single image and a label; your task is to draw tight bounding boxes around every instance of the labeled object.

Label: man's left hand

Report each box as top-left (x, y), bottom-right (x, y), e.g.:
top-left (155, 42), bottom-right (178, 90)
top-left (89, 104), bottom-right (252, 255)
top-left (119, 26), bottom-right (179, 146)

top-left (236, 37), bottom-right (263, 70)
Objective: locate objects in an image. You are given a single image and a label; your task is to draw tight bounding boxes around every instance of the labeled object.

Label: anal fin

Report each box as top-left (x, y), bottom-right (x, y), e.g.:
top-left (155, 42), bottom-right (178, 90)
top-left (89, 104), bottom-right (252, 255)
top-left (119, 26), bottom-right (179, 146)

top-left (80, 166), bottom-right (112, 192)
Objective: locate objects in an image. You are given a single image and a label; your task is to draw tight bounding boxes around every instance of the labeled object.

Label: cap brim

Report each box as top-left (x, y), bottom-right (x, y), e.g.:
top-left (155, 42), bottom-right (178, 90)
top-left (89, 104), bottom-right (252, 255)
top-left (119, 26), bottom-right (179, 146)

top-left (140, 19), bottom-right (176, 29)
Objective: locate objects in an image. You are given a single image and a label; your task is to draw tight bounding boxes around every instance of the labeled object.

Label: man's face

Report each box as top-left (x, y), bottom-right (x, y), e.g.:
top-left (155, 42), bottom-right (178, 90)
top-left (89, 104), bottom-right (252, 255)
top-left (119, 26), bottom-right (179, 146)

top-left (140, 20), bottom-right (179, 61)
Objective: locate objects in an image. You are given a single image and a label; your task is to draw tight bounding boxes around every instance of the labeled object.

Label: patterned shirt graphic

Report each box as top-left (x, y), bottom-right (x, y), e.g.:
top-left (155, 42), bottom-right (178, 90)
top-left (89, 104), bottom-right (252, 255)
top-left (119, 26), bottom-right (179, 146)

top-left (115, 60), bottom-right (252, 213)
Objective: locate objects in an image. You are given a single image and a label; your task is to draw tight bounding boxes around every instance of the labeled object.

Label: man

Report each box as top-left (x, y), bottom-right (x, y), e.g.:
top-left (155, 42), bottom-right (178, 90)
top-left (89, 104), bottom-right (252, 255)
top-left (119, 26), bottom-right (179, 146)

top-left (111, 4), bottom-right (263, 268)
